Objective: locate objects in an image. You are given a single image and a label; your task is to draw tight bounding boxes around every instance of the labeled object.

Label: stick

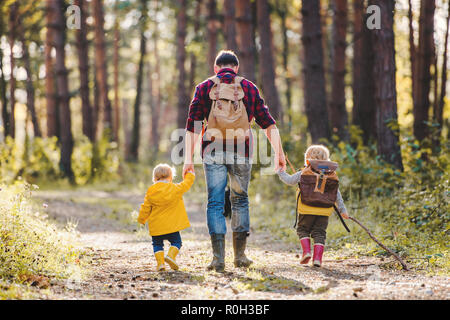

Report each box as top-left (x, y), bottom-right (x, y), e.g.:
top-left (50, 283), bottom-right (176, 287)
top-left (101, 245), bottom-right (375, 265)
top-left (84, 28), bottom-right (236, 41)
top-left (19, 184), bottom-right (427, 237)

top-left (348, 216), bottom-right (410, 271)
top-left (285, 153), bottom-right (296, 173)
top-left (333, 205), bottom-right (351, 233)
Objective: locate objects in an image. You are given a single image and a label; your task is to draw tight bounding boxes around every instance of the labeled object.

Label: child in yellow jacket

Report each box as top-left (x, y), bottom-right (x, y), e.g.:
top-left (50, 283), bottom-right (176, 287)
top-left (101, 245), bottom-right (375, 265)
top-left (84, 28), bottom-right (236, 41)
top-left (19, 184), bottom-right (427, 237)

top-left (137, 164), bottom-right (195, 271)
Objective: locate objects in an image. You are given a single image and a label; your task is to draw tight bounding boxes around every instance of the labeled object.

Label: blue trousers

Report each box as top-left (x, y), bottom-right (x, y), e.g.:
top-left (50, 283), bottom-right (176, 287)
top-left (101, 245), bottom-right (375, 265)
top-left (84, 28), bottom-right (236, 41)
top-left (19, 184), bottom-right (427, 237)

top-left (203, 151), bottom-right (252, 235)
top-left (151, 232), bottom-right (182, 253)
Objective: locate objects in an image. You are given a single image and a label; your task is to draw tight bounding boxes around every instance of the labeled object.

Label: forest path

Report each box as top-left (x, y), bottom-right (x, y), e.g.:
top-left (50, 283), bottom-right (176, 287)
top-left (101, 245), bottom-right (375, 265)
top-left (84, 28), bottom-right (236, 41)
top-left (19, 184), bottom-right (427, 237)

top-left (34, 188), bottom-right (449, 300)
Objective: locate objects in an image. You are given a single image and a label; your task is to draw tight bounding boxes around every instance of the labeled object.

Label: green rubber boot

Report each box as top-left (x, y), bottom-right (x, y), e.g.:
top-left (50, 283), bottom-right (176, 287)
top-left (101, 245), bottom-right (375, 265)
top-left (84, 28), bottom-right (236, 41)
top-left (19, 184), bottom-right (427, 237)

top-left (207, 234), bottom-right (225, 272)
top-left (233, 232), bottom-right (253, 268)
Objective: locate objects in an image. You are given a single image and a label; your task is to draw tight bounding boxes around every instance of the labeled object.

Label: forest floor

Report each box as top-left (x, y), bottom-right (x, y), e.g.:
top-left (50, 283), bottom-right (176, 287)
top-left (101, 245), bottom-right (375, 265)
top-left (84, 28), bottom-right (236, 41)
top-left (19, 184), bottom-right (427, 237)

top-left (31, 188), bottom-right (449, 300)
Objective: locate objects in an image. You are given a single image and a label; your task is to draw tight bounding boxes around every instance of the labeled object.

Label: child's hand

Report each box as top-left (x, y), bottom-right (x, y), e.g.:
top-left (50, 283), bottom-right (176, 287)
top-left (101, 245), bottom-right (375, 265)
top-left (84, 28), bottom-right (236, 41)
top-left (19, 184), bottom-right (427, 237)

top-left (341, 212), bottom-right (349, 219)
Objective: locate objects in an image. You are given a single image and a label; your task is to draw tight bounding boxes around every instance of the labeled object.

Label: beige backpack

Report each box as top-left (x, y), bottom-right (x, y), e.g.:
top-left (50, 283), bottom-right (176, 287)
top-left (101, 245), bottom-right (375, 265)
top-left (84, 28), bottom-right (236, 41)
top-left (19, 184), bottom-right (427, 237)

top-left (204, 76), bottom-right (250, 143)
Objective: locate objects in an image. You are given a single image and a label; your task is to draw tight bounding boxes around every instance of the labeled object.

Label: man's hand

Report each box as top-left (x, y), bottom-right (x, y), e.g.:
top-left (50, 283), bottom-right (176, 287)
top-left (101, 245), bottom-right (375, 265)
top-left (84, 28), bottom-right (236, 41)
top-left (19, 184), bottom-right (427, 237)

top-left (183, 163), bottom-right (194, 178)
top-left (341, 212), bottom-right (349, 219)
top-left (275, 152), bottom-right (287, 172)
top-left (263, 125), bottom-right (287, 173)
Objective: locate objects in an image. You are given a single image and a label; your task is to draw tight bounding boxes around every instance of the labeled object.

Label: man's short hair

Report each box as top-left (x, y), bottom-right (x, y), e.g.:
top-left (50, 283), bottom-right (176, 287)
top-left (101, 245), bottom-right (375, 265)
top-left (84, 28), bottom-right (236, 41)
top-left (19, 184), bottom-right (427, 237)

top-left (214, 50), bottom-right (239, 67)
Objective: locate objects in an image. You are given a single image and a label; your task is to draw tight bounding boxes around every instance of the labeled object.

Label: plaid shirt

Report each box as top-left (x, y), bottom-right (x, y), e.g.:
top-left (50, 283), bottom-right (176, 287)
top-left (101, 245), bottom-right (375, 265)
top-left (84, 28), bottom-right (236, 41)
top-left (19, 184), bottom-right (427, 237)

top-left (186, 68), bottom-right (276, 158)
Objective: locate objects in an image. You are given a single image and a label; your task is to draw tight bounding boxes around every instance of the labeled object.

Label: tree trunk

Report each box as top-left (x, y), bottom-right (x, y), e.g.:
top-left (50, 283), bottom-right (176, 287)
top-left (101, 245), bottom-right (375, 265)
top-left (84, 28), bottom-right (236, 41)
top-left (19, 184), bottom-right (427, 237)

top-left (45, 0), bottom-right (59, 138)
top-left (8, 1), bottom-right (18, 139)
top-left (408, 0), bottom-right (417, 109)
top-left (278, 0), bottom-right (292, 130)
top-left (189, 0), bottom-right (202, 90)
top-left (122, 99), bottom-right (131, 158)
top-left (92, 0), bottom-right (113, 139)
top-left (20, 34), bottom-right (42, 138)
top-left (113, 4), bottom-right (120, 144)
top-left (150, 0), bottom-right (161, 152)
top-left (207, 0), bottom-right (218, 69)
top-left (130, 0), bottom-right (148, 162)
top-left (300, 0), bottom-right (331, 143)
top-left (329, 0), bottom-right (349, 141)
top-left (434, 2), bottom-right (450, 146)
top-left (413, 0), bottom-right (435, 142)
top-left (50, 0), bottom-right (74, 180)
top-left (352, 2), bottom-right (376, 144)
top-left (256, 0), bottom-right (282, 122)
top-left (0, 13), bottom-right (10, 138)
top-left (93, 67), bottom-right (100, 140)
top-left (176, 0), bottom-right (188, 130)
top-left (224, 0), bottom-right (238, 52)
top-left (74, 0), bottom-right (95, 142)
top-left (236, 0), bottom-right (257, 83)
top-left (370, 0), bottom-right (403, 170)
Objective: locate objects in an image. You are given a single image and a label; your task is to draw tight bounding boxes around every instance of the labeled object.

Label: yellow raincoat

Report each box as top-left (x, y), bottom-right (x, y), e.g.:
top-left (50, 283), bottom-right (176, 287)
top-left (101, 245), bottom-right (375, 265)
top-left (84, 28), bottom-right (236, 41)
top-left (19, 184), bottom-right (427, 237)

top-left (137, 172), bottom-right (195, 236)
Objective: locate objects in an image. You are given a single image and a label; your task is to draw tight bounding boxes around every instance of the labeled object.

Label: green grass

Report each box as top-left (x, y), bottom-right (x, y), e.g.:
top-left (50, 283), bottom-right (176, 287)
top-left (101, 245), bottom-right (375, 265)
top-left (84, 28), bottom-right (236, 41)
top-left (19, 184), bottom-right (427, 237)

top-left (0, 181), bottom-right (85, 299)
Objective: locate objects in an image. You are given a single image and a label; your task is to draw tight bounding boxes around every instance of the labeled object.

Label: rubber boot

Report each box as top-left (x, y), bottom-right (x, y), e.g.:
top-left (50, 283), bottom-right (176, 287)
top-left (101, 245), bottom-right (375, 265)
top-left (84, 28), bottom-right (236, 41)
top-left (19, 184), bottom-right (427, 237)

top-left (313, 244), bottom-right (324, 267)
top-left (165, 246), bottom-right (180, 271)
top-left (299, 237), bottom-right (312, 264)
top-left (154, 251), bottom-right (165, 272)
top-left (207, 234), bottom-right (225, 272)
top-left (233, 232), bottom-right (253, 268)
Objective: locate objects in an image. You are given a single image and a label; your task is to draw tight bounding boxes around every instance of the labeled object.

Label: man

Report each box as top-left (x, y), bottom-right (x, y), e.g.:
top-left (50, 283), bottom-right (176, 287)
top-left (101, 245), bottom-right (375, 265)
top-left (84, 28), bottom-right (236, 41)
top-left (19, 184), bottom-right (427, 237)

top-left (183, 50), bottom-right (286, 272)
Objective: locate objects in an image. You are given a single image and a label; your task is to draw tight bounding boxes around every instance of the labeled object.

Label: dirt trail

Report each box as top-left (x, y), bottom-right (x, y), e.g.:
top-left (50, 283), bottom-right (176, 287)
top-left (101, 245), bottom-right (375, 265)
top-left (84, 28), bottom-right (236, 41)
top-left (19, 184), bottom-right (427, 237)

top-left (35, 189), bottom-right (449, 300)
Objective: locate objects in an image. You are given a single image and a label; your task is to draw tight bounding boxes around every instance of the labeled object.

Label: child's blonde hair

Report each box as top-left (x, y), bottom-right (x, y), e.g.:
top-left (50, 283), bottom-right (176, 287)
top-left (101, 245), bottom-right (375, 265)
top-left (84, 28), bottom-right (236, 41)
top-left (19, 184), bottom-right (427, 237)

top-left (304, 145), bottom-right (330, 166)
top-left (153, 163), bottom-right (176, 182)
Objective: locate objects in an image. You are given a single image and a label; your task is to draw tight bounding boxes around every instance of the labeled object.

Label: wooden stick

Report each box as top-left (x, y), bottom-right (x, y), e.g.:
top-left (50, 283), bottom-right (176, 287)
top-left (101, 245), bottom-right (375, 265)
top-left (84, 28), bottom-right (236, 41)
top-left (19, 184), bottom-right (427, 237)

top-left (348, 216), bottom-right (410, 271)
top-left (285, 152), bottom-right (296, 173)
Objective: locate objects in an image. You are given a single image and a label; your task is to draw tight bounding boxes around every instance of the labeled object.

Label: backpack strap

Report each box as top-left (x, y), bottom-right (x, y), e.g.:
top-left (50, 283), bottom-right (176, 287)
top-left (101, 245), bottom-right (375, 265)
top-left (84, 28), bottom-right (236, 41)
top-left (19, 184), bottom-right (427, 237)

top-left (209, 75), bottom-right (221, 85)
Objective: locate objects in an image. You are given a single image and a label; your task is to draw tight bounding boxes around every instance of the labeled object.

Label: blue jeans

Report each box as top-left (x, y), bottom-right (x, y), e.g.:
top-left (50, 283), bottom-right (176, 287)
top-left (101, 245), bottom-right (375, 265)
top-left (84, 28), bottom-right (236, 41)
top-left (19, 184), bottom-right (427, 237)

top-left (203, 151), bottom-right (252, 235)
top-left (151, 232), bottom-right (182, 253)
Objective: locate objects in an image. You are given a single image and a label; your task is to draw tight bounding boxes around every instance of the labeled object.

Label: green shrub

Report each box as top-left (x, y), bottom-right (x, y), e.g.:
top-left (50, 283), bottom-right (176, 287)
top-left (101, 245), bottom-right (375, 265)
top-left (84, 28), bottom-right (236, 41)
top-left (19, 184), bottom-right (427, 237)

top-left (0, 181), bottom-right (83, 283)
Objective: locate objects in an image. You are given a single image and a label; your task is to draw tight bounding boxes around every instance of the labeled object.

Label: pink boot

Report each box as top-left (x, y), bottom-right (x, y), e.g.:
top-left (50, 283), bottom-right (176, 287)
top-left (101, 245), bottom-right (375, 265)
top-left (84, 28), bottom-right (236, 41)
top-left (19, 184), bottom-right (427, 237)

top-left (313, 244), bottom-right (324, 267)
top-left (299, 238), bottom-right (312, 264)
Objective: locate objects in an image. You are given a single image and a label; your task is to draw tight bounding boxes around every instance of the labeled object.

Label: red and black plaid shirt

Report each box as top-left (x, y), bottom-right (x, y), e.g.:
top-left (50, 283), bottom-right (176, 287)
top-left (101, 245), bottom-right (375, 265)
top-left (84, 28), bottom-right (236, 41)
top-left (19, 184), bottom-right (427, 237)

top-left (185, 68), bottom-right (276, 158)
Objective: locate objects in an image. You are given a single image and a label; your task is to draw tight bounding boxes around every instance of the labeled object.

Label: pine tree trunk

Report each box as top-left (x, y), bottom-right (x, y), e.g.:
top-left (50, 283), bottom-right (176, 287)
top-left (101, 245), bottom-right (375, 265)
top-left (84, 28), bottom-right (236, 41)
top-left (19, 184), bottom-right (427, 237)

top-left (189, 0), bottom-right (202, 89)
top-left (0, 13), bottom-right (10, 138)
top-left (176, 0), bottom-right (188, 130)
top-left (50, 0), bottom-right (74, 180)
top-left (130, 0), bottom-right (148, 161)
top-left (330, 0), bottom-right (349, 141)
top-left (150, 0), bottom-right (161, 152)
top-left (236, 0), bottom-right (256, 83)
top-left (8, 2), bottom-right (18, 139)
top-left (113, 5), bottom-right (120, 144)
top-left (45, 0), bottom-right (59, 138)
top-left (278, 1), bottom-right (292, 131)
top-left (74, 0), bottom-right (95, 142)
top-left (256, 0), bottom-right (282, 122)
top-left (301, 0), bottom-right (331, 143)
top-left (352, 2), bottom-right (376, 144)
top-left (224, 0), bottom-right (238, 52)
top-left (20, 34), bottom-right (42, 138)
top-left (92, 0), bottom-right (113, 139)
top-left (434, 2), bottom-right (450, 145)
top-left (413, 0), bottom-right (435, 142)
top-left (207, 0), bottom-right (218, 69)
top-left (370, 0), bottom-right (403, 170)
top-left (408, 0), bottom-right (417, 108)
top-left (93, 67), bottom-right (100, 141)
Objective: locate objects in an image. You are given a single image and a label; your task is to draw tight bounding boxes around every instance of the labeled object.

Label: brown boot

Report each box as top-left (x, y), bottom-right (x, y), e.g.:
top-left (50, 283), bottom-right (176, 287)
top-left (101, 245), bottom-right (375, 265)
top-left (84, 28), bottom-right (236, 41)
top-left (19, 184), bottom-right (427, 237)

top-left (233, 232), bottom-right (253, 268)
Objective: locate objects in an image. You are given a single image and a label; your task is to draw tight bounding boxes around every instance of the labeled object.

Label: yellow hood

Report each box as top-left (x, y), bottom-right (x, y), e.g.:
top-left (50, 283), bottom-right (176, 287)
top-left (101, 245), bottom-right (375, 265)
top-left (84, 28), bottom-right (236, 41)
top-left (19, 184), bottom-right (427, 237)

top-left (146, 182), bottom-right (182, 206)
